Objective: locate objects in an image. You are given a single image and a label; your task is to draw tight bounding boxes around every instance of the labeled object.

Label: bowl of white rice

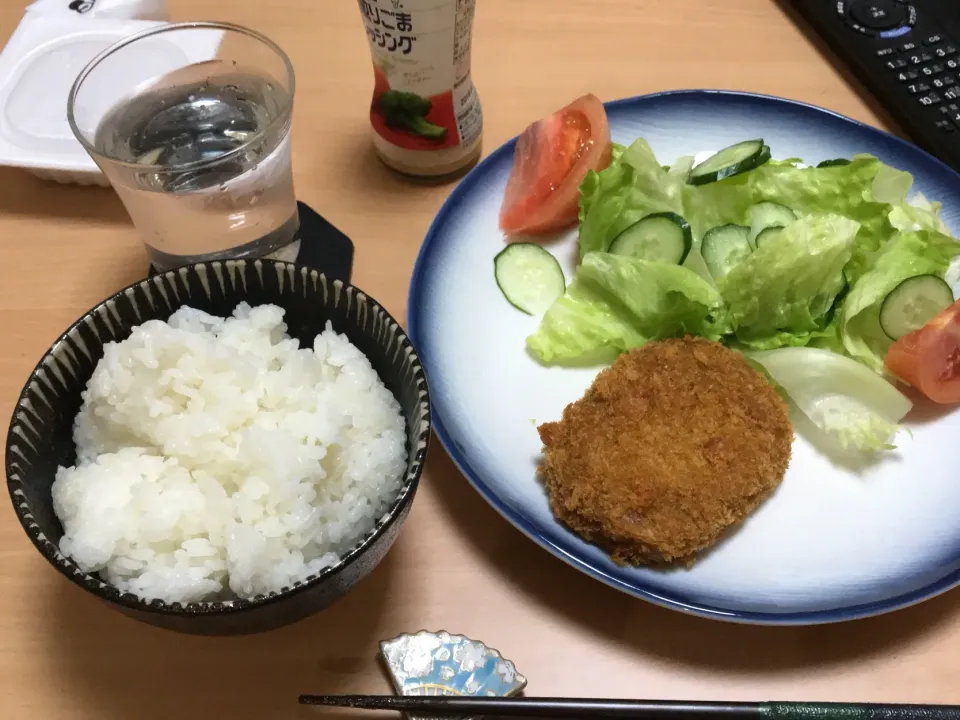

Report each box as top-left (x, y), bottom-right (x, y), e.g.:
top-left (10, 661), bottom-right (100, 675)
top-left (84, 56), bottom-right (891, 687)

top-left (5, 259), bottom-right (430, 635)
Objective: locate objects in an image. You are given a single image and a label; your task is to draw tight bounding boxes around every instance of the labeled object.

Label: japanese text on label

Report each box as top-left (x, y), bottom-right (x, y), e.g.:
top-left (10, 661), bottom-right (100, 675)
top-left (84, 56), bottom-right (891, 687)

top-left (358, 0), bottom-right (417, 54)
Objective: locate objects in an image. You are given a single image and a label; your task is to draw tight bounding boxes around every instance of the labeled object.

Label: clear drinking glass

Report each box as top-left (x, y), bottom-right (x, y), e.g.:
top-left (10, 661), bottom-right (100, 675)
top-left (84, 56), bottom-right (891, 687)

top-left (67, 22), bottom-right (300, 271)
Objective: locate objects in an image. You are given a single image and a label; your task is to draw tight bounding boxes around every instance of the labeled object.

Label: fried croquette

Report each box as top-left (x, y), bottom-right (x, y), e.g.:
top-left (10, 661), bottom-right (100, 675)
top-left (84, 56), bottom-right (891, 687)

top-left (537, 337), bottom-right (793, 566)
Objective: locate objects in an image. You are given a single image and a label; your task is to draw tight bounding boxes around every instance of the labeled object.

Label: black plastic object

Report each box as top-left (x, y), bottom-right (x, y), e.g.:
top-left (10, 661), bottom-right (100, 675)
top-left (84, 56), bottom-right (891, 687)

top-left (781, 0), bottom-right (960, 173)
top-left (149, 201), bottom-right (354, 282)
top-left (7, 260), bottom-right (429, 635)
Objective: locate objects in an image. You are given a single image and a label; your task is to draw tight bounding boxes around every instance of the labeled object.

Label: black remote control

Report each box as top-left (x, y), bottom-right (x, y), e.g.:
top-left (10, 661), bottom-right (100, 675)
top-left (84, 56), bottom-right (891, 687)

top-left (783, 0), bottom-right (960, 173)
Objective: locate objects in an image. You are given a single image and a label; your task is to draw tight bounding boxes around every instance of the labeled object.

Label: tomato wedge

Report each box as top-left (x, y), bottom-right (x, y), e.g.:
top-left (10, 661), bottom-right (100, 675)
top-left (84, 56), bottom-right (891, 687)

top-left (499, 94), bottom-right (612, 237)
top-left (885, 298), bottom-right (960, 404)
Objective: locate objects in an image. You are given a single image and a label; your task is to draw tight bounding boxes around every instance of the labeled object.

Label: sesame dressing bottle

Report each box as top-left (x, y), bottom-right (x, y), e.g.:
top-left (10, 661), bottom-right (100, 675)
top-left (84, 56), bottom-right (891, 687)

top-left (357, 0), bottom-right (483, 178)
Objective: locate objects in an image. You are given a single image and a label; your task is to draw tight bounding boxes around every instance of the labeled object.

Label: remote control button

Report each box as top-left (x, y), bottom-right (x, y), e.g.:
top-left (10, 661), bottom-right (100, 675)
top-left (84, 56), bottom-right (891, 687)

top-left (933, 76), bottom-right (956, 88)
top-left (849, 0), bottom-right (904, 30)
top-left (919, 92), bottom-right (943, 106)
top-left (880, 25), bottom-right (911, 39)
top-left (889, 58), bottom-right (910, 69)
top-left (946, 88), bottom-right (960, 100)
top-left (849, 23), bottom-right (877, 36)
top-left (939, 102), bottom-right (959, 115)
top-left (921, 63), bottom-right (946, 77)
top-left (924, 34), bottom-right (944, 45)
top-left (948, 58), bottom-right (960, 70)
top-left (935, 119), bottom-right (955, 132)
top-left (920, 52), bottom-right (934, 62)
top-left (897, 70), bottom-right (919, 81)
top-left (907, 82), bottom-right (931, 94)
top-left (935, 45), bottom-right (958, 58)
top-left (899, 41), bottom-right (918, 53)
top-left (877, 47), bottom-right (896, 57)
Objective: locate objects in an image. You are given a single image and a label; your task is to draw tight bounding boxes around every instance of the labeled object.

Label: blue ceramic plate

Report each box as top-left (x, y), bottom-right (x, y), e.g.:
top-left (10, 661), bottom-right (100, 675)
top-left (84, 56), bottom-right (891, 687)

top-left (408, 90), bottom-right (960, 625)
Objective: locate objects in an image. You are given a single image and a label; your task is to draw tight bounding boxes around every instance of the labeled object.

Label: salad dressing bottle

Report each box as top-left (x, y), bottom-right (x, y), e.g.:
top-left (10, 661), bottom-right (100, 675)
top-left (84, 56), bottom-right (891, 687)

top-left (357, 0), bottom-right (483, 178)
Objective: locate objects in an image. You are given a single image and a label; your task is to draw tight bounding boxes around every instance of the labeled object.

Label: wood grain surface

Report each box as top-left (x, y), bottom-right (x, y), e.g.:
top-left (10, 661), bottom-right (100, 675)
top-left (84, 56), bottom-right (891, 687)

top-left (0, 1), bottom-right (956, 719)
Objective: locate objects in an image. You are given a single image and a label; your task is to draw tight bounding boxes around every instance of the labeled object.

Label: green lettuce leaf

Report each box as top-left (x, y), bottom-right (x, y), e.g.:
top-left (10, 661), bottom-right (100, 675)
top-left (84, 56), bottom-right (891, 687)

top-left (749, 347), bottom-right (912, 453)
top-left (867, 163), bottom-right (914, 205)
top-left (526, 252), bottom-right (728, 365)
top-left (577, 139), bottom-right (687, 258)
top-left (888, 193), bottom-right (952, 235)
top-left (577, 143), bottom-right (624, 231)
top-left (735, 317), bottom-right (845, 355)
top-left (728, 155), bottom-right (894, 283)
top-left (840, 230), bottom-right (960, 373)
top-left (680, 180), bottom-right (755, 245)
top-left (717, 213), bottom-right (860, 344)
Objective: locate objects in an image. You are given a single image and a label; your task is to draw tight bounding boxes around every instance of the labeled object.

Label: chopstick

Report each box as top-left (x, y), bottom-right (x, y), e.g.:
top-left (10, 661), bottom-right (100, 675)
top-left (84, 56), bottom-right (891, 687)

top-left (298, 694), bottom-right (960, 719)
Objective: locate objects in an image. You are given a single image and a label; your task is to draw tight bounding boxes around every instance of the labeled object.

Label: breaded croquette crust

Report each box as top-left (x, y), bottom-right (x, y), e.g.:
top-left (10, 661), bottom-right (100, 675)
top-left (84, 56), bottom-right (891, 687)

top-left (537, 337), bottom-right (793, 566)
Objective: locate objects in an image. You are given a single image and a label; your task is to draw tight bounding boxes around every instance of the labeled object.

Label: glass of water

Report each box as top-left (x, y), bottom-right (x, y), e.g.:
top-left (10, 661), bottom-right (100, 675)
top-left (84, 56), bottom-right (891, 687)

top-left (67, 22), bottom-right (300, 271)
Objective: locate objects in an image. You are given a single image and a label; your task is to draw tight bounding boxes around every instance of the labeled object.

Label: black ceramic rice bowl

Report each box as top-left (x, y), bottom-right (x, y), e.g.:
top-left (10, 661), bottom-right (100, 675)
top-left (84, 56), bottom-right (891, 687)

top-left (5, 259), bottom-right (430, 635)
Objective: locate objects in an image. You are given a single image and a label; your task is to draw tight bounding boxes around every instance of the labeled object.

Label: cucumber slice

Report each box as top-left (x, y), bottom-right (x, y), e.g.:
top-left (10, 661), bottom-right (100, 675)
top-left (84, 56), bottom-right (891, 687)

top-left (879, 274), bottom-right (954, 340)
top-left (608, 212), bottom-right (692, 264)
top-left (687, 140), bottom-right (771, 185)
top-left (701, 224), bottom-right (752, 279)
top-left (817, 158), bottom-right (852, 168)
top-left (494, 243), bottom-right (565, 315)
top-left (748, 201), bottom-right (796, 247)
top-left (754, 226), bottom-right (784, 247)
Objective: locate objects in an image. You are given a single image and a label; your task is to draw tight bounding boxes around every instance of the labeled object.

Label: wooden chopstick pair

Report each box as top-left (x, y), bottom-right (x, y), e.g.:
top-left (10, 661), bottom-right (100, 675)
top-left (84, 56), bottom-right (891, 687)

top-left (299, 694), bottom-right (960, 719)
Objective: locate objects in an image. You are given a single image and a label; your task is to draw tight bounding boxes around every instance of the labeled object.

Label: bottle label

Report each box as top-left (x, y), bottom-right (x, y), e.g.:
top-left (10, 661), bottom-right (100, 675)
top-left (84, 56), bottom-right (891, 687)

top-left (359, 0), bottom-right (482, 153)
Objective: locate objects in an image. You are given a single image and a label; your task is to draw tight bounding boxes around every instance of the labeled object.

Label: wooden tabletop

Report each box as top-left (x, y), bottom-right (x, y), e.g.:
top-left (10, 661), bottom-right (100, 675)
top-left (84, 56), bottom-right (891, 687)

top-left (1, 0), bottom-right (958, 717)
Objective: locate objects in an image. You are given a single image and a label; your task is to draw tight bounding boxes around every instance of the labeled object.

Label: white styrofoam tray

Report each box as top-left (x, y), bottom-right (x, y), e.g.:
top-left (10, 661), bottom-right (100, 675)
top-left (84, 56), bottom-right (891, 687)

top-left (0, 14), bottom-right (221, 185)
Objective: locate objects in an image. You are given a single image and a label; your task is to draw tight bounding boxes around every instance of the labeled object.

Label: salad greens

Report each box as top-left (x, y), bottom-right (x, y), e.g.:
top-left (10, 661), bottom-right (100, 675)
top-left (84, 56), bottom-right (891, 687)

top-left (840, 229), bottom-right (960, 373)
top-left (578, 141), bottom-right (687, 258)
top-left (718, 213), bottom-right (857, 343)
top-left (577, 140), bottom-right (901, 283)
top-left (749, 347), bottom-right (913, 453)
top-left (518, 136), bottom-right (960, 453)
top-left (526, 252), bottom-right (726, 365)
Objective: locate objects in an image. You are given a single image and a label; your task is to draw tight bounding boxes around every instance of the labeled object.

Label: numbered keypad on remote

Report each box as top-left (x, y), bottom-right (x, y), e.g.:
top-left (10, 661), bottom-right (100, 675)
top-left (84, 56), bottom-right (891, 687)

top-left (786, 0), bottom-right (960, 166)
top-left (882, 35), bottom-right (960, 125)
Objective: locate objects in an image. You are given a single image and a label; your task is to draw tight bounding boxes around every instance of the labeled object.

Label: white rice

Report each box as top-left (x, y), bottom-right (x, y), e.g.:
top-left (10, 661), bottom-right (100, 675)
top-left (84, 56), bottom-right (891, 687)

top-left (51, 302), bottom-right (407, 604)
